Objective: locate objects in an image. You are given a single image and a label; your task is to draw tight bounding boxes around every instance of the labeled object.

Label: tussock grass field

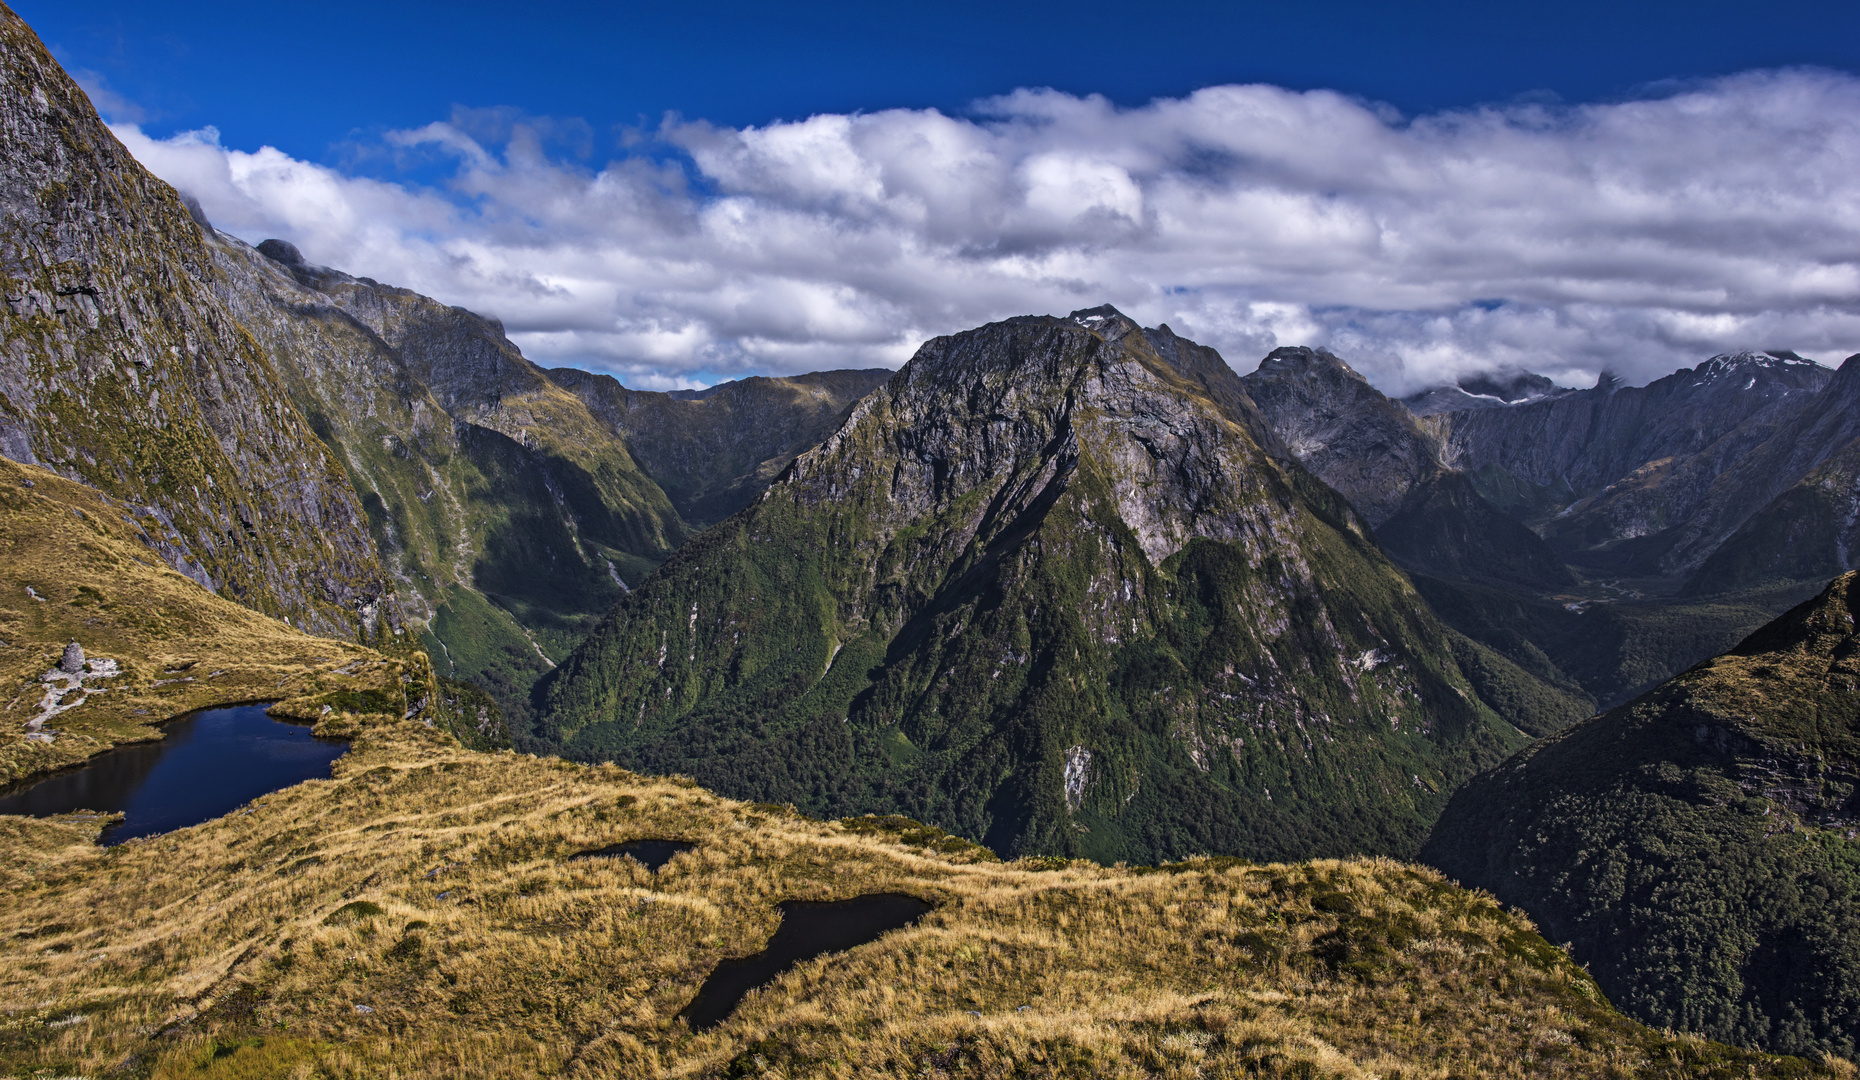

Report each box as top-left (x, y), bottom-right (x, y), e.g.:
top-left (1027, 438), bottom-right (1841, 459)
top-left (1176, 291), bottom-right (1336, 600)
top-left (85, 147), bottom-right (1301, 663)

top-left (0, 455), bottom-right (1846, 1078)
top-left (0, 457), bottom-right (427, 786)
top-left (1, 711), bottom-right (1845, 1080)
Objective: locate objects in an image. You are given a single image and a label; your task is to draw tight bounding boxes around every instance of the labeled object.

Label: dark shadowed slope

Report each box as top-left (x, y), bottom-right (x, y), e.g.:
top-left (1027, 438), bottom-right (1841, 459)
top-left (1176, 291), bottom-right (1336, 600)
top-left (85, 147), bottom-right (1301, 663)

top-left (549, 367), bottom-right (891, 527)
top-left (1425, 571), bottom-right (1860, 1059)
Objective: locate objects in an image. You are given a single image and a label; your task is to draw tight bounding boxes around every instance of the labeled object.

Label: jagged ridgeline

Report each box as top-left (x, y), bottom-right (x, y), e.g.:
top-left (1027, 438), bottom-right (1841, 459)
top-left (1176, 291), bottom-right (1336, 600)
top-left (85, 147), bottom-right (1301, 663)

top-left (537, 309), bottom-right (1525, 862)
top-left (1425, 571), bottom-right (1860, 1059)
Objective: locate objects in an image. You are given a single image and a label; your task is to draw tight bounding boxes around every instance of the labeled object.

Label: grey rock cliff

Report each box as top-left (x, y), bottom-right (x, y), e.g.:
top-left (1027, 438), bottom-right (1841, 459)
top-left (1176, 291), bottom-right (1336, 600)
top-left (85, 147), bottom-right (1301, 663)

top-left (0, 6), bottom-right (392, 637)
top-left (1431, 352), bottom-right (1835, 576)
top-left (1239, 346), bottom-right (1573, 592)
top-left (1240, 346), bottom-right (1443, 527)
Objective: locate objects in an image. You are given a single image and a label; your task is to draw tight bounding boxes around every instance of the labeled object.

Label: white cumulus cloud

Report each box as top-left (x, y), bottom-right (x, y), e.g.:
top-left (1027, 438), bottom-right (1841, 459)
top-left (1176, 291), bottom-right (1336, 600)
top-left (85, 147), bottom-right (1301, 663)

top-left (112, 70), bottom-right (1860, 393)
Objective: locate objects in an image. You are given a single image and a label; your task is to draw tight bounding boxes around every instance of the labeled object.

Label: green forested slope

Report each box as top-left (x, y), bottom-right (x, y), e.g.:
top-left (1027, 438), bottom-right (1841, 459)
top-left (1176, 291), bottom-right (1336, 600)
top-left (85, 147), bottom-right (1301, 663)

top-left (1425, 571), bottom-right (1860, 1059)
top-left (536, 308), bottom-right (1525, 862)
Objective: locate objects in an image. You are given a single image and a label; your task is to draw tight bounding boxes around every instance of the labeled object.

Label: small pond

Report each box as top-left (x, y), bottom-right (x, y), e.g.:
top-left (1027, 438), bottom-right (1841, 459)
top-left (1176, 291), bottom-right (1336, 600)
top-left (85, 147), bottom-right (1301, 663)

top-left (681, 893), bottom-right (933, 1032)
top-left (0, 704), bottom-right (347, 845)
top-left (568, 838), bottom-right (694, 871)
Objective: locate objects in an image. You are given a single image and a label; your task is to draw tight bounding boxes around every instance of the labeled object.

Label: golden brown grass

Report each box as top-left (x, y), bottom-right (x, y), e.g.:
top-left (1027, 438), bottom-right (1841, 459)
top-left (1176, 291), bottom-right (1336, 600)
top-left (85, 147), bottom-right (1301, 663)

top-left (0, 712), bottom-right (1839, 1080)
top-left (0, 456), bottom-right (426, 786)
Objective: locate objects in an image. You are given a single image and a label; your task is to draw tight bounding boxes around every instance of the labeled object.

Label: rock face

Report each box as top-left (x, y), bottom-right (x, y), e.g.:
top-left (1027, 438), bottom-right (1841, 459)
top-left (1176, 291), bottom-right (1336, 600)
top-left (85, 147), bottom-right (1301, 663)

top-left (536, 307), bottom-right (1524, 862)
top-left (1239, 347), bottom-right (1573, 594)
top-left (1677, 354), bottom-right (1860, 593)
top-left (0, 7), bottom-right (391, 638)
top-left (1429, 351), bottom-right (1839, 578)
top-left (0, 7), bottom-right (896, 712)
top-left (549, 367), bottom-right (891, 527)
top-left (206, 232), bottom-right (688, 711)
top-left (1241, 347), bottom-right (1443, 528)
top-left (209, 231), bottom-right (895, 713)
top-left (1425, 572), bottom-right (1860, 1059)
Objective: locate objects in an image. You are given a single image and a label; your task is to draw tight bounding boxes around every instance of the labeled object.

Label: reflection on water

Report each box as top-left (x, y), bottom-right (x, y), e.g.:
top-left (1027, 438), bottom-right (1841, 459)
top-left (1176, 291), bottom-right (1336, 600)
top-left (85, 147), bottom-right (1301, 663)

top-left (0, 704), bottom-right (347, 844)
top-left (681, 893), bottom-right (933, 1031)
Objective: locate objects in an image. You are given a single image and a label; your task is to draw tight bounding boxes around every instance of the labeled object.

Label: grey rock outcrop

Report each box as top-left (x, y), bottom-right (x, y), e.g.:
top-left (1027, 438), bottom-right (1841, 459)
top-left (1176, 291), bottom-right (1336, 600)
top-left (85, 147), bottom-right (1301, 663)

top-left (59, 641), bottom-right (82, 673)
top-left (0, 7), bottom-right (394, 638)
top-left (1239, 347), bottom-right (1573, 592)
top-left (256, 238), bottom-right (304, 265)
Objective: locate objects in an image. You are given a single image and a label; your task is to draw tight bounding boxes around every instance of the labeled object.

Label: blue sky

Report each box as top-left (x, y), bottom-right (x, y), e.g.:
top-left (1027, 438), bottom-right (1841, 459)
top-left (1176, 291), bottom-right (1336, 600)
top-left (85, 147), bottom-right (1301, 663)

top-left (29, 0), bottom-right (1860, 163)
top-left (23, 0), bottom-right (1860, 390)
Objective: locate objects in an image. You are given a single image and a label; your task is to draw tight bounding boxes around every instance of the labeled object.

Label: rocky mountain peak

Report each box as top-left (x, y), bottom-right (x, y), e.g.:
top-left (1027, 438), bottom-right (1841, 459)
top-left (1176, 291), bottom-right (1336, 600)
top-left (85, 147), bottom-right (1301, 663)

top-left (1067, 303), bottom-right (1141, 340)
top-left (539, 310), bottom-right (1520, 862)
top-left (1251, 345), bottom-right (1370, 387)
top-left (1686, 349), bottom-right (1828, 390)
top-left (1241, 345), bottom-right (1442, 526)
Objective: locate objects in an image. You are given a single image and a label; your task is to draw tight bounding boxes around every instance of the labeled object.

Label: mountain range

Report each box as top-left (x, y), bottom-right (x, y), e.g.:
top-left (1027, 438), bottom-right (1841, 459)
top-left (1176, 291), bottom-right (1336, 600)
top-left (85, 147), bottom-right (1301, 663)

top-left (5, 0), bottom-right (1860, 1068)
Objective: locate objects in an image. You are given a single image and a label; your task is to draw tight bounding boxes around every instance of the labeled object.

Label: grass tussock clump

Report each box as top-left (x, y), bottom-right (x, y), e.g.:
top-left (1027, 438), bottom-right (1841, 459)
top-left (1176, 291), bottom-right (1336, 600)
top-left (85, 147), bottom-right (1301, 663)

top-left (0, 457), bottom-right (430, 786)
top-left (0, 713), bottom-right (1844, 1080)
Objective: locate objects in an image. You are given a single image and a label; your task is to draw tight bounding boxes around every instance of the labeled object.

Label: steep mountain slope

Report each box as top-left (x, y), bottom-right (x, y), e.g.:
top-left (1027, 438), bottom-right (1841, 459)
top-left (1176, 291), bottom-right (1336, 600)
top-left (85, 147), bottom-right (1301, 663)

top-left (1432, 351), bottom-right (1834, 575)
top-left (1682, 354), bottom-right (1860, 593)
top-left (0, 8), bottom-right (391, 639)
top-left (204, 234), bottom-right (687, 714)
top-left (549, 366), bottom-right (890, 526)
top-left (0, 6), bottom-right (885, 724)
top-left (1425, 571), bottom-right (1860, 1059)
top-left (0, 454), bottom-right (446, 786)
top-left (1240, 346), bottom-right (1574, 594)
top-left (1691, 438), bottom-right (1860, 593)
top-left (536, 308), bottom-right (1525, 863)
top-left (1240, 347), bottom-right (1443, 528)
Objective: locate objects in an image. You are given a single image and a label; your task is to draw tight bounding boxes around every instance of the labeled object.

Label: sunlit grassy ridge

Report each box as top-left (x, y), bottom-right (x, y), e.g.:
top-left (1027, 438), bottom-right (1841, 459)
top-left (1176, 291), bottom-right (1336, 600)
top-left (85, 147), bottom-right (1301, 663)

top-left (0, 711), bottom-right (1842, 1080)
top-left (0, 456), bottom-right (432, 786)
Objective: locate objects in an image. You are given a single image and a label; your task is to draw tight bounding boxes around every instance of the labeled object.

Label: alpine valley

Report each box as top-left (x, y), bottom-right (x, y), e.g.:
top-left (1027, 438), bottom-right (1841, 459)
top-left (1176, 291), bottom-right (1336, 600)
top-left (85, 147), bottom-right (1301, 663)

top-left (3, 3), bottom-right (1859, 1077)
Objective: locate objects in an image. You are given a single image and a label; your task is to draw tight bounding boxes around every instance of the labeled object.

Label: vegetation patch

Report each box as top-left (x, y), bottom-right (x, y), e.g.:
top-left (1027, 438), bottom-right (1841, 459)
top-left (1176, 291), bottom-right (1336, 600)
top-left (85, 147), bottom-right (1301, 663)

top-left (0, 710), bottom-right (1837, 1078)
top-left (1427, 572), bottom-right (1860, 1059)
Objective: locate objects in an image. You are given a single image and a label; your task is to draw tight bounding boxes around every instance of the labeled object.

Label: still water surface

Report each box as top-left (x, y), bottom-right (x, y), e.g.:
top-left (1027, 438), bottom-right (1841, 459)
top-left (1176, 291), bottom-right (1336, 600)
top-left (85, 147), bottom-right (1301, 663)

top-left (0, 704), bottom-right (347, 845)
top-left (568, 838), bottom-right (695, 870)
top-left (680, 893), bottom-right (933, 1031)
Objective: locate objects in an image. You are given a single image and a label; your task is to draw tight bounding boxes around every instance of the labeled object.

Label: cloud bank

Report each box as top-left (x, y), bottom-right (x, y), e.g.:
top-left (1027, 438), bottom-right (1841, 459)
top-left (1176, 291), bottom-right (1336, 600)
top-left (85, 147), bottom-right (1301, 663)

top-left (111, 71), bottom-right (1860, 392)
